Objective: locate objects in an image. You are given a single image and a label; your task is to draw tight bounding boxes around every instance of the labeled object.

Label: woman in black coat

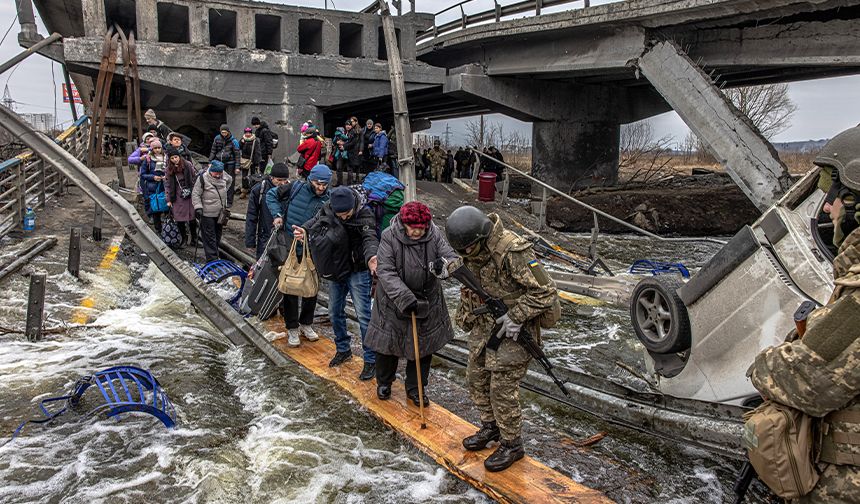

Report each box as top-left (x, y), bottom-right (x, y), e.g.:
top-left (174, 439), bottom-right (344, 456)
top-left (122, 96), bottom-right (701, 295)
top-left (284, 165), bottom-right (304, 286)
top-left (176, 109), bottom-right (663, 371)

top-left (365, 201), bottom-right (460, 406)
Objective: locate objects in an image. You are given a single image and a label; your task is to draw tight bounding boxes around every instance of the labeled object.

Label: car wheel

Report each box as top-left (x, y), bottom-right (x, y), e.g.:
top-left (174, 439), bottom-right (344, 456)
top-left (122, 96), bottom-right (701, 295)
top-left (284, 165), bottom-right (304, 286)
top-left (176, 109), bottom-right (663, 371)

top-left (630, 275), bottom-right (691, 354)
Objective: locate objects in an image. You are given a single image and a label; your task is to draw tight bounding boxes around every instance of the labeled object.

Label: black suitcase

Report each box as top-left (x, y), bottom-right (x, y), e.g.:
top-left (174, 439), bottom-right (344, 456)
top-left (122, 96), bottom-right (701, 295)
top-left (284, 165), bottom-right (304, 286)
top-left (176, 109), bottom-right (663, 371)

top-left (239, 254), bottom-right (282, 320)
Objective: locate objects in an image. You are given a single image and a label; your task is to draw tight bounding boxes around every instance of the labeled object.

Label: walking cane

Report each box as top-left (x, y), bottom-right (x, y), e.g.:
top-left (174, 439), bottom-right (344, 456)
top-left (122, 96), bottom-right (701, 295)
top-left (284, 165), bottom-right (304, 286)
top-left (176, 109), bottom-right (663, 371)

top-left (411, 311), bottom-right (427, 429)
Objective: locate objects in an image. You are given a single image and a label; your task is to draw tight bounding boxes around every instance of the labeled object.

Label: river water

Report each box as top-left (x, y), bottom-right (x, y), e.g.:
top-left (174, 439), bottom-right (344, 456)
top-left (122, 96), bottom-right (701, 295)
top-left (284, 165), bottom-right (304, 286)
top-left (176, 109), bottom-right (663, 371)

top-left (0, 230), bottom-right (773, 503)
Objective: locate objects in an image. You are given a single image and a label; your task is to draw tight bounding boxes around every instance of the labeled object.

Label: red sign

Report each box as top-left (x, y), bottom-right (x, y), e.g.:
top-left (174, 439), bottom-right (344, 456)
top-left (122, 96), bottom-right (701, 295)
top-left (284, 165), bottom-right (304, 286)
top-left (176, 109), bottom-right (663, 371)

top-left (62, 83), bottom-right (82, 104)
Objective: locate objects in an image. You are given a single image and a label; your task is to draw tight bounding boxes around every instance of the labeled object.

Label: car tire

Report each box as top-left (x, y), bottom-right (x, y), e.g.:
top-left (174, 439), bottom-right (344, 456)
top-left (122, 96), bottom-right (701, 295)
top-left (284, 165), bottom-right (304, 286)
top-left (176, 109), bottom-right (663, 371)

top-left (630, 275), bottom-right (692, 354)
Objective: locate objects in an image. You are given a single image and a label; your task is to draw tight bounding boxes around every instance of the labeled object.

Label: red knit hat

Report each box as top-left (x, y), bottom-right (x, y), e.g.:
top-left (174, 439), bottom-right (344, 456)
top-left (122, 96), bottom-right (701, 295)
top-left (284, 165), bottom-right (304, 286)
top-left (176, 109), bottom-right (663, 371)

top-left (400, 201), bottom-right (432, 228)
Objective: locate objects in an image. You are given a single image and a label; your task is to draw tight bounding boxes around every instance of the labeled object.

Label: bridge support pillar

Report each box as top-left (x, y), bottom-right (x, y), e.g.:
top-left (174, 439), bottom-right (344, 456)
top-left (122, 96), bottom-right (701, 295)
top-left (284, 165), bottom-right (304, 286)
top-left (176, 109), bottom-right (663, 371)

top-left (532, 120), bottom-right (620, 192)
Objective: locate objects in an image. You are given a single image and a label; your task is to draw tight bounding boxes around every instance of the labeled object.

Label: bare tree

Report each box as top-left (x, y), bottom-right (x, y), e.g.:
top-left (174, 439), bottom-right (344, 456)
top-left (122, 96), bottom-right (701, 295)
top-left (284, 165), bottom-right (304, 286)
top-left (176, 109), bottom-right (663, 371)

top-left (463, 118), bottom-right (484, 148)
top-left (724, 83), bottom-right (798, 139)
top-left (618, 121), bottom-right (674, 184)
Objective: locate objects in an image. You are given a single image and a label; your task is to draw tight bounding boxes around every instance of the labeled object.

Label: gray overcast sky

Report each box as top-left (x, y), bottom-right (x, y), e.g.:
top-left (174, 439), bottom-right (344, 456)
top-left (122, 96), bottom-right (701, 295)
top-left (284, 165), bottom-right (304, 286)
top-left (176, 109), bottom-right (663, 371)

top-left (1, 0), bottom-right (858, 143)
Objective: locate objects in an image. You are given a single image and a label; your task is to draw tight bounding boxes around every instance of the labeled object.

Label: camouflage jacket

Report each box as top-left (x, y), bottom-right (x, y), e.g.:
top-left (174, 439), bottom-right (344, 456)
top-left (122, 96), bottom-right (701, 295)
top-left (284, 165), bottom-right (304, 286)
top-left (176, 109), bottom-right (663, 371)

top-left (749, 228), bottom-right (860, 466)
top-left (427, 148), bottom-right (447, 169)
top-left (455, 214), bottom-right (558, 370)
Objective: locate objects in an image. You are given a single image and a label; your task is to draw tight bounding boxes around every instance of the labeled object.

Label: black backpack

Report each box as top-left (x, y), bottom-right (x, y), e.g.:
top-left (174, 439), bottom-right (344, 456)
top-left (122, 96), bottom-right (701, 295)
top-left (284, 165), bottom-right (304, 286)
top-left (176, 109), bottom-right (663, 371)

top-left (307, 213), bottom-right (351, 282)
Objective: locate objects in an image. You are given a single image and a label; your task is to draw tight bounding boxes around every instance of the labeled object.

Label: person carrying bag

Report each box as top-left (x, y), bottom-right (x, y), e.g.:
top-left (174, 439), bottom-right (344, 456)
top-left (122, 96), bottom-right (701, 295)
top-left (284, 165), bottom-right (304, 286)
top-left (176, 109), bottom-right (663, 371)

top-left (278, 228), bottom-right (319, 298)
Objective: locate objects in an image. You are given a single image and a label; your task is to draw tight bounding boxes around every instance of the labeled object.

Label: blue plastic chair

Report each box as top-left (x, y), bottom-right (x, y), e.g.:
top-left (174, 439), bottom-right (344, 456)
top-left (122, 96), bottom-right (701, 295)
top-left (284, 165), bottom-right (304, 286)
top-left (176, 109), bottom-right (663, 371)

top-left (194, 259), bottom-right (248, 308)
top-left (629, 259), bottom-right (691, 279)
top-left (10, 366), bottom-right (175, 441)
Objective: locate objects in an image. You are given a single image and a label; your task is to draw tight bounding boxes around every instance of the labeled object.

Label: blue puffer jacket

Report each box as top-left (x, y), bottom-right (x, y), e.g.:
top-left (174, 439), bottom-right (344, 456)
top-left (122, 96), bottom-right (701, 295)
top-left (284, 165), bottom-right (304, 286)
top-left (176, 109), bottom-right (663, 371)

top-left (266, 181), bottom-right (330, 253)
top-left (139, 156), bottom-right (166, 214)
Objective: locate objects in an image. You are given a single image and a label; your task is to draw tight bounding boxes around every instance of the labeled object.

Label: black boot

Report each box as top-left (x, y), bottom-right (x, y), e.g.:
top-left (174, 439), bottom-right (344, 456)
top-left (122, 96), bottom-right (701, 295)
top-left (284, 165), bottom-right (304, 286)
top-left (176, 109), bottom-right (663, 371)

top-left (462, 421), bottom-right (500, 451)
top-left (377, 383), bottom-right (391, 400)
top-left (484, 437), bottom-right (525, 472)
top-left (406, 388), bottom-right (429, 407)
top-left (359, 362), bottom-right (375, 381)
top-left (329, 350), bottom-right (352, 367)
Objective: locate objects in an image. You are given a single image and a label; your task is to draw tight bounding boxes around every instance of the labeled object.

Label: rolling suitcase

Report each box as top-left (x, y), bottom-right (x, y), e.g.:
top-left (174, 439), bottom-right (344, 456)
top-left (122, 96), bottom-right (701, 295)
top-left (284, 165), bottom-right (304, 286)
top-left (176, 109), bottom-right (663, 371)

top-left (239, 253), bottom-right (282, 320)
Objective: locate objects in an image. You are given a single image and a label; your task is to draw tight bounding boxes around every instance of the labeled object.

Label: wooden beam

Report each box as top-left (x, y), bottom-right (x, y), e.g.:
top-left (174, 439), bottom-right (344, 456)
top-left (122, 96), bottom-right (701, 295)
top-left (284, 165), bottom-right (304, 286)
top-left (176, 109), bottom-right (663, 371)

top-left (264, 319), bottom-right (611, 504)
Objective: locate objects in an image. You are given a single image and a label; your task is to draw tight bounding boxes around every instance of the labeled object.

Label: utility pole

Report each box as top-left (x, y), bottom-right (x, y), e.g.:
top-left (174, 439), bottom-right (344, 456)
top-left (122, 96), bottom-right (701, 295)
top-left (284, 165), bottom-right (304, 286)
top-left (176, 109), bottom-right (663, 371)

top-left (479, 114), bottom-right (485, 149)
top-left (378, 0), bottom-right (416, 202)
top-left (444, 122), bottom-right (451, 148)
top-left (2, 85), bottom-right (15, 111)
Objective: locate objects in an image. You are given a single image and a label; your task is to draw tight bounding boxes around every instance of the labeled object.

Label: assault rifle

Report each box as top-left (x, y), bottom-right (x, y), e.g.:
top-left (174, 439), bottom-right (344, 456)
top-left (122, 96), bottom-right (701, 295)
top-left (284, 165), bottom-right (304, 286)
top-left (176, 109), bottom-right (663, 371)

top-left (450, 265), bottom-right (571, 397)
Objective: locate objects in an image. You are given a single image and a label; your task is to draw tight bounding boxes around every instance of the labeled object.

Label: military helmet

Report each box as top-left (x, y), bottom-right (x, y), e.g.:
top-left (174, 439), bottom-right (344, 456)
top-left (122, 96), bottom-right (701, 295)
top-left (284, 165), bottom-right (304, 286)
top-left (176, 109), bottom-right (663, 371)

top-left (814, 125), bottom-right (860, 191)
top-left (446, 206), bottom-right (493, 252)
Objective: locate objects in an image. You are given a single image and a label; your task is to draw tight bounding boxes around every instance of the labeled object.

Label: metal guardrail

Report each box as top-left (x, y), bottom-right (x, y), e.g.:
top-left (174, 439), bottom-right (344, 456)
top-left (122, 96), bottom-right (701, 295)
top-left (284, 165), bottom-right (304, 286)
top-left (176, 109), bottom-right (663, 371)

top-left (468, 148), bottom-right (727, 245)
top-left (417, 0), bottom-right (591, 43)
top-left (0, 116), bottom-right (90, 239)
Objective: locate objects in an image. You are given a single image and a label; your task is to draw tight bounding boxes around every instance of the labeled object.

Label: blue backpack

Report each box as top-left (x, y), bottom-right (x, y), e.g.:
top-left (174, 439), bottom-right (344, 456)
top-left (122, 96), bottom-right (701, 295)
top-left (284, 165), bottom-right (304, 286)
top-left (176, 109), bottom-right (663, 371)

top-left (362, 171), bottom-right (404, 203)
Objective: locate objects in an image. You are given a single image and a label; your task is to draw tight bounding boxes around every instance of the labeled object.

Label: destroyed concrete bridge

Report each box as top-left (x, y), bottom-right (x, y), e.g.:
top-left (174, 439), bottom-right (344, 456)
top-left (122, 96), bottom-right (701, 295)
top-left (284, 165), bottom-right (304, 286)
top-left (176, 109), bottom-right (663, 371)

top-left (16, 0), bottom-right (860, 210)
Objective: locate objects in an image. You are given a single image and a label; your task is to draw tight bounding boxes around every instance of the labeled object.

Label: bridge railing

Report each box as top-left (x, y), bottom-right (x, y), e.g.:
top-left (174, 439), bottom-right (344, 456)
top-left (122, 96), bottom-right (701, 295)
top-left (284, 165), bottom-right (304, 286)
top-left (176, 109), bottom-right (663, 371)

top-left (417, 0), bottom-right (590, 44)
top-left (0, 116), bottom-right (89, 239)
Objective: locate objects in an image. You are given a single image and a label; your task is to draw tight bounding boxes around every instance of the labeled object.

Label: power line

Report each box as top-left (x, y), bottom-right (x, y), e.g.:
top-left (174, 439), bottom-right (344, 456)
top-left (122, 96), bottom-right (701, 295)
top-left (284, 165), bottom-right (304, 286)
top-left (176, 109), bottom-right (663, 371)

top-left (0, 1), bottom-right (23, 48)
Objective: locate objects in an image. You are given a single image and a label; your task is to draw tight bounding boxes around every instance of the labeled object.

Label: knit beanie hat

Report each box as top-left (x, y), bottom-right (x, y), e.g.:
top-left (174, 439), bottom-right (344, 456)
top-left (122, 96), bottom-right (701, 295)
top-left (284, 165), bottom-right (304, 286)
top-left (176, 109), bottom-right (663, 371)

top-left (269, 162), bottom-right (290, 179)
top-left (144, 108), bottom-right (157, 120)
top-left (149, 139), bottom-right (162, 149)
top-left (399, 201), bottom-right (432, 228)
top-left (330, 187), bottom-right (355, 213)
top-left (165, 145), bottom-right (180, 158)
top-left (209, 160), bottom-right (225, 173)
top-left (308, 164), bottom-right (332, 183)
top-left (220, 123), bottom-right (230, 133)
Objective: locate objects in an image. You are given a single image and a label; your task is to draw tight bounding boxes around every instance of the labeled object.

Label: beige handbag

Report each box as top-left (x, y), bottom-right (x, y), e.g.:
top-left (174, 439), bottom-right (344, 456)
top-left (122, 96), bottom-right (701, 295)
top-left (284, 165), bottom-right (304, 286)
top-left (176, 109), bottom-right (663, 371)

top-left (277, 231), bottom-right (319, 297)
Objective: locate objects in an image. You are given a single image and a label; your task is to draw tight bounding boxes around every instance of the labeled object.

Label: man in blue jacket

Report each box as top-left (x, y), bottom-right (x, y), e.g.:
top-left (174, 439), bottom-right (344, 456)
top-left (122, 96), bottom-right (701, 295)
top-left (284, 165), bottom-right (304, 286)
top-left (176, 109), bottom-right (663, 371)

top-left (245, 162), bottom-right (290, 259)
top-left (210, 124), bottom-right (241, 206)
top-left (266, 164), bottom-right (332, 347)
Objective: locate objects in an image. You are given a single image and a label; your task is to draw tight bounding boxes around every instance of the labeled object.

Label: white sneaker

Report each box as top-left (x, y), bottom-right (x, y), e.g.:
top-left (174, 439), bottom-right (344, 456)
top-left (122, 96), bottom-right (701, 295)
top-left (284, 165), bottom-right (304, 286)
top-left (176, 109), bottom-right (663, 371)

top-left (300, 324), bottom-right (319, 342)
top-left (287, 329), bottom-right (300, 347)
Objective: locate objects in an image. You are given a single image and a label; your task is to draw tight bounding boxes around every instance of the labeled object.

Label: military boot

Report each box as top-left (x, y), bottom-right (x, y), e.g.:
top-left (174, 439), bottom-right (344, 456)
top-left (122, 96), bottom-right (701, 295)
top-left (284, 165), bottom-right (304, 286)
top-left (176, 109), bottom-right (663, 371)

top-left (462, 421), bottom-right (500, 451)
top-left (484, 437), bottom-right (525, 472)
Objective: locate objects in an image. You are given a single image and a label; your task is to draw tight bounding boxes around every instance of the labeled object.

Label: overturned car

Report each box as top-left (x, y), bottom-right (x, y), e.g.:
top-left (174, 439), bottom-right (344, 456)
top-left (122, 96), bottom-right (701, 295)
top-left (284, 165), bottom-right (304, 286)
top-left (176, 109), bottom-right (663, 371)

top-left (630, 168), bottom-right (836, 406)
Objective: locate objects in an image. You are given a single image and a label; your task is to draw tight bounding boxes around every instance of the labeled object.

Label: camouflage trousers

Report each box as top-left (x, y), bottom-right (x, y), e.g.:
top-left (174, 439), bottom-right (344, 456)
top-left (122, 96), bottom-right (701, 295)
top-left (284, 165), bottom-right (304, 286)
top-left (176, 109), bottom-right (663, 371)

top-left (466, 348), bottom-right (530, 442)
top-left (795, 464), bottom-right (860, 503)
top-left (431, 165), bottom-right (444, 182)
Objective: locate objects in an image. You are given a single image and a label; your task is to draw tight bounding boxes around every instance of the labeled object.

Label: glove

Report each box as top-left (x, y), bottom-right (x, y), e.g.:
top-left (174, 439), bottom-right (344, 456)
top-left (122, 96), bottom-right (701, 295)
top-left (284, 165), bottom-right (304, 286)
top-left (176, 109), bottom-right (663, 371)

top-left (195, 209), bottom-right (203, 221)
top-left (494, 314), bottom-right (522, 341)
top-left (430, 257), bottom-right (450, 279)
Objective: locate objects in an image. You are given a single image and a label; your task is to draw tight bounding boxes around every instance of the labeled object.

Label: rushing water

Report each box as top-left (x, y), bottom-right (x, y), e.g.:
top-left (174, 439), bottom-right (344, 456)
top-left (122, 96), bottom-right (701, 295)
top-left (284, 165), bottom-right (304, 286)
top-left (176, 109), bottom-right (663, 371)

top-left (0, 230), bottom-right (775, 503)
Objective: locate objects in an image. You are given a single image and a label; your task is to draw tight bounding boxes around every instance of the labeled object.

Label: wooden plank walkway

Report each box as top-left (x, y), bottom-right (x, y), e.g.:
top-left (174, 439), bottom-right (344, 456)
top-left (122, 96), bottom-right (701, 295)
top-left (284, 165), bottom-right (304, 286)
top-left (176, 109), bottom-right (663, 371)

top-left (264, 319), bottom-right (612, 503)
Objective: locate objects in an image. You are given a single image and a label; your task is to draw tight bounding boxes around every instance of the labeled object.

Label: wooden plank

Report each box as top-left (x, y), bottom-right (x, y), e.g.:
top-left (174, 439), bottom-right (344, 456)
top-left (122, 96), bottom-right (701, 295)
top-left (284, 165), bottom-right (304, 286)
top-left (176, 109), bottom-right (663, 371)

top-left (264, 319), bottom-right (612, 504)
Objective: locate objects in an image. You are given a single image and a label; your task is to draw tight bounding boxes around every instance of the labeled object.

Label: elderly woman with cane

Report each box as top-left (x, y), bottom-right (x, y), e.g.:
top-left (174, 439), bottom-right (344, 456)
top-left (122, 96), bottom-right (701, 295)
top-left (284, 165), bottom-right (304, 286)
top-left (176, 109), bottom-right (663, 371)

top-left (366, 201), bottom-right (460, 409)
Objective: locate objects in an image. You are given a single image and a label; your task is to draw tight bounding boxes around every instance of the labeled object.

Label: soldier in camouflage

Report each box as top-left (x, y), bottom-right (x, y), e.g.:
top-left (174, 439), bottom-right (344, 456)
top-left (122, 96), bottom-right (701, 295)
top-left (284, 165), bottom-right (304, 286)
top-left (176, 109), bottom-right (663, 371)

top-left (446, 206), bottom-right (558, 472)
top-left (427, 139), bottom-right (448, 183)
top-left (749, 126), bottom-right (860, 503)
top-left (814, 126), bottom-right (860, 248)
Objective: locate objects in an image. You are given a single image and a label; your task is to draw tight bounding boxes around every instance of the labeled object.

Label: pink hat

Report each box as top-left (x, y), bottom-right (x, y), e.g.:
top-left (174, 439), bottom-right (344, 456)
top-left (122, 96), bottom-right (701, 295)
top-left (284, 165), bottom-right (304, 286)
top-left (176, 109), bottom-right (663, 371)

top-left (300, 123), bottom-right (309, 133)
top-left (149, 139), bottom-right (162, 149)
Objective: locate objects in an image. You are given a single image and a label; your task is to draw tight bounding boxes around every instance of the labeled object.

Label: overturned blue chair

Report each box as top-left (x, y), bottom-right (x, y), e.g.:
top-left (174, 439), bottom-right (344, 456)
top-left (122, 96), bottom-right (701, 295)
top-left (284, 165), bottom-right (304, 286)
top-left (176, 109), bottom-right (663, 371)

top-left (11, 366), bottom-right (175, 440)
top-left (194, 259), bottom-right (248, 309)
top-left (629, 259), bottom-right (691, 279)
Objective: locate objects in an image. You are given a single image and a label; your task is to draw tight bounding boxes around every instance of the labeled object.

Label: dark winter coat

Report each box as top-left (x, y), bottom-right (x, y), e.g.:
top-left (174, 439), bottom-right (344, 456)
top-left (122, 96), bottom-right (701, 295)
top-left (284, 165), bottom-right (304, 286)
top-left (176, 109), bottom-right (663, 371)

top-left (210, 134), bottom-right (241, 165)
top-left (256, 122), bottom-right (275, 160)
top-left (164, 158), bottom-right (196, 222)
top-left (303, 188), bottom-right (379, 274)
top-left (245, 177), bottom-right (276, 258)
top-left (344, 128), bottom-right (362, 167)
top-left (362, 127), bottom-right (376, 160)
top-left (240, 135), bottom-right (262, 166)
top-left (365, 216), bottom-right (459, 360)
